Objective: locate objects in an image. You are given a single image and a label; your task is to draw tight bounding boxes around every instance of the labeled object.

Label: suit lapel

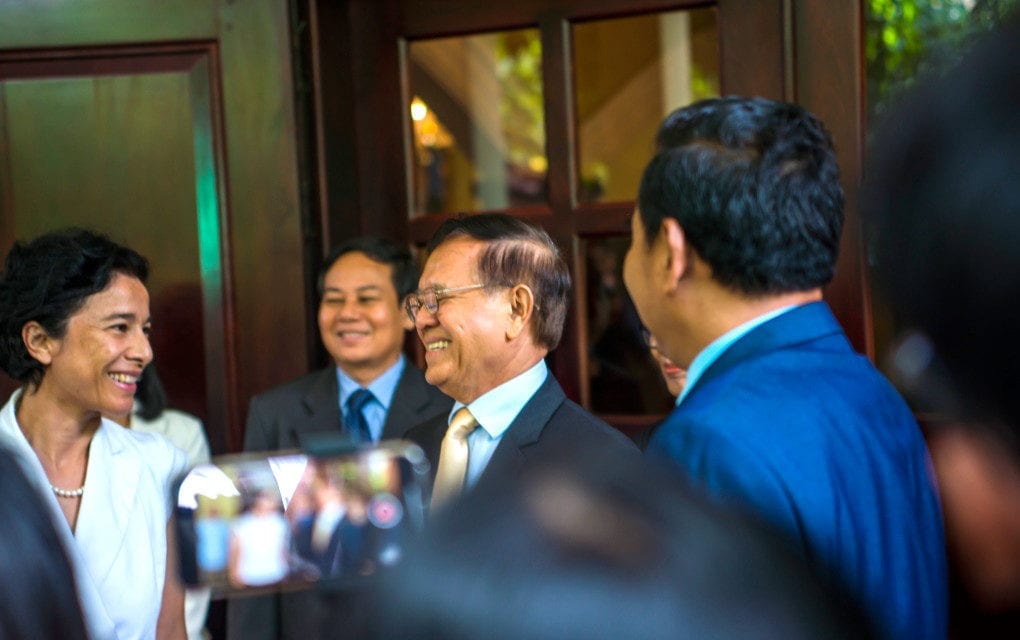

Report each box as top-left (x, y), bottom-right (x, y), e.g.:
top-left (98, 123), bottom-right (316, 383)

top-left (483, 374), bottom-right (565, 479)
top-left (412, 414), bottom-right (447, 474)
top-left (691, 301), bottom-right (846, 395)
top-left (381, 365), bottom-right (429, 440)
top-left (74, 423), bottom-right (141, 595)
top-left (292, 367), bottom-right (343, 442)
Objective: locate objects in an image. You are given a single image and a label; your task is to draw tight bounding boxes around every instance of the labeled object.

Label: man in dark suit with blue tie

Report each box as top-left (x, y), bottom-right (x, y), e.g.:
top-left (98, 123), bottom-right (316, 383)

top-left (240, 237), bottom-right (452, 452)
top-left (228, 236), bottom-right (451, 640)
top-left (622, 97), bottom-right (947, 640)
top-left (403, 214), bottom-right (637, 512)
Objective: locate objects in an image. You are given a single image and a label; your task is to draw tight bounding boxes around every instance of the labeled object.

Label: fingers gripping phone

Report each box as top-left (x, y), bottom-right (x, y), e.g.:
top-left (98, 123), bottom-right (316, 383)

top-left (173, 438), bottom-right (428, 597)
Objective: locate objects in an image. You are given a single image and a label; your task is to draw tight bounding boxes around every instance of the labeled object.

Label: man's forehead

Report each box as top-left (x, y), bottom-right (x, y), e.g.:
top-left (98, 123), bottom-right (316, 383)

top-left (323, 253), bottom-right (396, 290)
top-left (421, 237), bottom-right (483, 280)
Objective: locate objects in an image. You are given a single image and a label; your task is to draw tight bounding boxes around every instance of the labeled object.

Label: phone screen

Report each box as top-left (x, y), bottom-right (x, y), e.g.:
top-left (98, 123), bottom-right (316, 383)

top-left (173, 439), bottom-right (428, 597)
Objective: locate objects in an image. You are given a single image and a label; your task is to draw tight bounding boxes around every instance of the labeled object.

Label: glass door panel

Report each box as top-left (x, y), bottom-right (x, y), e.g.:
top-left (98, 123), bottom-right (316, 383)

top-left (573, 8), bottom-right (719, 204)
top-left (407, 28), bottom-right (546, 217)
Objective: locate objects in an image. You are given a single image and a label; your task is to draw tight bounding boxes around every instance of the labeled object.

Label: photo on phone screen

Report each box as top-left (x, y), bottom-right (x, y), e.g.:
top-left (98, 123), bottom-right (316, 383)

top-left (173, 440), bottom-right (428, 597)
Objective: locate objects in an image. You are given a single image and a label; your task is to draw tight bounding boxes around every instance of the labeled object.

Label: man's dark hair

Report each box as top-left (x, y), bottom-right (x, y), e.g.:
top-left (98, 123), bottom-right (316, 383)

top-left (863, 15), bottom-right (1020, 439)
top-left (317, 236), bottom-right (418, 299)
top-left (428, 214), bottom-right (571, 351)
top-left (638, 96), bottom-right (844, 295)
top-left (0, 227), bottom-right (149, 389)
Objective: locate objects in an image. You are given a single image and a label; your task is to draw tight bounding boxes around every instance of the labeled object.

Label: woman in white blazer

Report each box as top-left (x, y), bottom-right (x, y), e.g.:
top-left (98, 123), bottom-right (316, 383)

top-left (0, 228), bottom-right (188, 640)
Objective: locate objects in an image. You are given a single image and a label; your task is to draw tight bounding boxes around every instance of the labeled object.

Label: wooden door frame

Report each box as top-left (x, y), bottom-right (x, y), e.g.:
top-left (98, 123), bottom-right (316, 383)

top-left (301, 0), bottom-right (867, 421)
top-left (0, 0), bottom-right (309, 454)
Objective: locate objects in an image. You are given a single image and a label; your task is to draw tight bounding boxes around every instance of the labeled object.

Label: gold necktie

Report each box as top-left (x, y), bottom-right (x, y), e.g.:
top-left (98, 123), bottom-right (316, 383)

top-left (431, 407), bottom-right (479, 509)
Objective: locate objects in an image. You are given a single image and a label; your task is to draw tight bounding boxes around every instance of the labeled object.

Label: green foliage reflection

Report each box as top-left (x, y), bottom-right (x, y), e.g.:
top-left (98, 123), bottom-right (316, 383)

top-left (495, 31), bottom-right (545, 170)
top-left (866, 0), bottom-right (1018, 119)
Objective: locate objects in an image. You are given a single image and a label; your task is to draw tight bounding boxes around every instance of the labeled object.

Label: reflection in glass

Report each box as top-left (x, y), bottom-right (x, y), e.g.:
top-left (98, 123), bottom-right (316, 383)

top-left (864, 0), bottom-right (1015, 122)
top-left (585, 238), bottom-right (674, 415)
top-left (407, 29), bottom-right (545, 217)
top-left (573, 9), bottom-right (719, 203)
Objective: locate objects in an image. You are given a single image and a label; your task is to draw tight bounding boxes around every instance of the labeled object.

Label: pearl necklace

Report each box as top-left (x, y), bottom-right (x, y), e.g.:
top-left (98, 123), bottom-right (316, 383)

top-left (51, 484), bottom-right (85, 499)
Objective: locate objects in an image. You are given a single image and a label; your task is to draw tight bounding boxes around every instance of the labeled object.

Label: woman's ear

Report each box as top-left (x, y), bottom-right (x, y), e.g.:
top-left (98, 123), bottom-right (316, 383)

top-left (22, 321), bottom-right (55, 366)
top-left (505, 284), bottom-right (535, 341)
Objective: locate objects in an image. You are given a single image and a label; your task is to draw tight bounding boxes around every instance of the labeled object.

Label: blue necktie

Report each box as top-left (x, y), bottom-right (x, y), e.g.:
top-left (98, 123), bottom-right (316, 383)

top-left (345, 388), bottom-right (375, 443)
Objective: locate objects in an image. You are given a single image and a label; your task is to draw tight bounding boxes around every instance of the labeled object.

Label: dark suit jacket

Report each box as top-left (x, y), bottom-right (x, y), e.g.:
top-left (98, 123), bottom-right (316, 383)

top-left (228, 360), bottom-right (451, 640)
top-left (404, 373), bottom-right (639, 508)
top-left (242, 362), bottom-right (452, 451)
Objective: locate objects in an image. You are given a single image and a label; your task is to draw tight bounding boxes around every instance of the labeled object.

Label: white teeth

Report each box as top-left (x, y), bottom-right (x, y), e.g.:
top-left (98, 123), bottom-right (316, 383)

top-left (108, 373), bottom-right (138, 384)
top-left (426, 340), bottom-right (450, 351)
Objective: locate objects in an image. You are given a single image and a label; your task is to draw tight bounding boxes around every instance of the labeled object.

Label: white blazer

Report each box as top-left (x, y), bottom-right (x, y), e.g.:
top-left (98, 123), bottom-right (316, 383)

top-left (1, 389), bottom-right (188, 640)
top-left (130, 403), bottom-right (212, 640)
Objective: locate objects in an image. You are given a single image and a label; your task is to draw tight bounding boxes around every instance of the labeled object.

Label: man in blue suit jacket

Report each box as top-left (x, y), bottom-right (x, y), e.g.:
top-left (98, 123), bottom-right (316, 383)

top-left (403, 214), bottom-right (637, 511)
top-left (623, 97), bottom-right (946, 640)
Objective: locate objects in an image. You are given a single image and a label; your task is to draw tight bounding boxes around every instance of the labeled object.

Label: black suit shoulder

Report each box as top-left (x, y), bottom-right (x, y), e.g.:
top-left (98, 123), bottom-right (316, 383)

top-left (244, 367), bottom-right (338, 452)
top-left (497, 374), bottom-right (637, 456)
top-left (539, 396), bottom-right (638, 453)
top-left (250, 367), bottom-right (333, 406)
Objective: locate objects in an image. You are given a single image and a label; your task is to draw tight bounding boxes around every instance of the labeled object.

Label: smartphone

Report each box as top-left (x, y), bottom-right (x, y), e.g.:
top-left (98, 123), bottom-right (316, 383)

top-left (173, 438), bottom-right (428, 598)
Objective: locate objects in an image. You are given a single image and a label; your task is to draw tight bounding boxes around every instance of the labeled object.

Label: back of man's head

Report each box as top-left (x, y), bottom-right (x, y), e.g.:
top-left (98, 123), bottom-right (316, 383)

top-left (638, 96), bottom-right (844, 296)
top-left (863, 15), bottom-right (1020, 443)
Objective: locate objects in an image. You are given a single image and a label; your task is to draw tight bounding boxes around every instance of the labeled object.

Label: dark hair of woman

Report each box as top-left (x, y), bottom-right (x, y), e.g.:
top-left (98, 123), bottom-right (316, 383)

top-left (0, 227), bottom-right (148, 390)
top-left (136, 365), bottom-right (169, 422)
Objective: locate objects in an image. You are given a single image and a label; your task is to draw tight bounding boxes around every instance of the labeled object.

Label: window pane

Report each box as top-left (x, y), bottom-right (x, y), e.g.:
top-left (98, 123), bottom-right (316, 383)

top-left (407, 28), bottom-right (545, 218)
top-left (584, 238), bottom-right (675, 415)
top-left (573, 9), bottom-right (719, 204)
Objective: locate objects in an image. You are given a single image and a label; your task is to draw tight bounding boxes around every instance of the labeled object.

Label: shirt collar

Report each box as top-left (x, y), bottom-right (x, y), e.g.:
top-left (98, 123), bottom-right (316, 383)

top-left (450, 359), bottom-right (548, 439)
top-left (676, 304), bottom-right (797, 406)
top-left (336, 353), bottom-right (406, 409)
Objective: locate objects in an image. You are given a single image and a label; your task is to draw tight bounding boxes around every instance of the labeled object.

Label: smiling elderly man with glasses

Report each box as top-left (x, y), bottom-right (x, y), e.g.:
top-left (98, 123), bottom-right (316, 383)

top-left (403, 213), bottom-right (637, 512)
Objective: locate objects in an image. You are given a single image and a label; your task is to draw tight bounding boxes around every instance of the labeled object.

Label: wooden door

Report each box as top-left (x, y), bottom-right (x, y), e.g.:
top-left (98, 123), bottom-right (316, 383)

top-left (0, 0), bottom-right (311, 455)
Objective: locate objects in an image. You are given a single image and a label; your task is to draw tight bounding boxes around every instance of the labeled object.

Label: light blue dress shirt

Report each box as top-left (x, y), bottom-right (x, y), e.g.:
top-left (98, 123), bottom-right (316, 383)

top-left (676, 305), bottom-right (796, 406)
top-left (449, 359), bottom-right (548, 488)
top-left (336, 354), bottom-right (406, 443)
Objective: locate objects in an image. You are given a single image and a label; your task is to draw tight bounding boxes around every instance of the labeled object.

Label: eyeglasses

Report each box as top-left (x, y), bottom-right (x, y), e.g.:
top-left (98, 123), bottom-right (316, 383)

top-left (404, 284), bottom-right (486, 323)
